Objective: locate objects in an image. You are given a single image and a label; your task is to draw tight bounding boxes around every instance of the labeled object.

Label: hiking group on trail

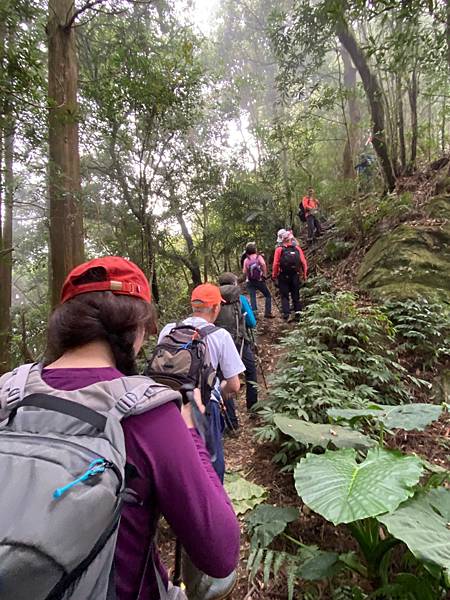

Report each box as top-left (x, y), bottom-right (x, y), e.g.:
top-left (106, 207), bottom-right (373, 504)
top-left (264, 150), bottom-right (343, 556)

top-left (0, 192), bottom-right (318, 599)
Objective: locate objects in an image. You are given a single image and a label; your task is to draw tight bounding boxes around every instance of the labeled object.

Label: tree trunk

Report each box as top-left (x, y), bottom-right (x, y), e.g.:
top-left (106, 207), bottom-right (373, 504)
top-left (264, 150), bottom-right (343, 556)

top-left (396, 75), bottom-right (406, 173)
top-left (0, 119), bottom-right (14, 374)
top-left (407, 67), bottom-right (418, 172)
top-left (446, 0), bottom-right (450, 72)
top-left (47, 0), bottom-right (84, 307)
top-left (341, 45), bottom-right (360, 179)
top-left (336, 22), bottom-right (396, 192)
top-left (176, 211), bottom-right (202, 287)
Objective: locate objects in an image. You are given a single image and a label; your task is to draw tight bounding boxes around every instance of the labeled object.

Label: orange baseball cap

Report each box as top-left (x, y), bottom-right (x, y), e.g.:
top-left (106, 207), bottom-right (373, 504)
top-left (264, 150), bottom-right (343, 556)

top-left (191, 283), bottom-right (225, 307)
top-left (61, 257), bottom-right (151, 304)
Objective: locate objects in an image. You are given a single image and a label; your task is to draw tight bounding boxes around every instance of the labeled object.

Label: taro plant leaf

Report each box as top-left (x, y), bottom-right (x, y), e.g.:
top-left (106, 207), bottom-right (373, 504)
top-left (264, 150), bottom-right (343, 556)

top-left (296, 549), bottom-right (340, 581)
top-left (274, 414), bottom-right (375, 450)
top-left (294, 448), bottom-right (423, 525)
top-left (378, 488), bottom-right (450, 575)
top-left (224, 472), bottom-right (267, 515)
top-left (328, 403), bottom-right (442, 431)
top-left (246, 504), bottom-right (298, 547)
top-left (380, 404), bottom-right (442, 430)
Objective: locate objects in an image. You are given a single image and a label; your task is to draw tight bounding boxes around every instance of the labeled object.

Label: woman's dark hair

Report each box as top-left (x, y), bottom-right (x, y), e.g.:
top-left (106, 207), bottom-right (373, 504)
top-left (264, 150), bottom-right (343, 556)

top-left (245, 242), bottom-right (257, 255)
top-left (45, 267), bottom-right (156, 375)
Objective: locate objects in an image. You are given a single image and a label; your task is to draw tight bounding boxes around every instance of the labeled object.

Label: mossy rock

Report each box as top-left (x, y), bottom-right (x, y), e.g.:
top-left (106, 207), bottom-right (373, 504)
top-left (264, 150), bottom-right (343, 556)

top-left (357, 195), bottom-right (450, 301)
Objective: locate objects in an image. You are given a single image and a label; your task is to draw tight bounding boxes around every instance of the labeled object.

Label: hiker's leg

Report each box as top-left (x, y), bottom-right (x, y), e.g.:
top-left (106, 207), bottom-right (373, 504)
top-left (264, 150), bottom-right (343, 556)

top-left (241, 341), bottom-right (257, 410)
top-left (278, 277), bottom-right (290, 319)
top-left (306, 214), bottom-right (314, 241)
top-left (247, 283), bottom-right (257, 314)
top-left (209, 397), bottom-right (225, 482)
top-left (224, 395), bottom-right (239, 430)
top-left (314, 215), bottom-right (322, 235)
top-left (291, 274), bottom-right (301, 313)
top-left (258, 280), bottom-right (272, 316)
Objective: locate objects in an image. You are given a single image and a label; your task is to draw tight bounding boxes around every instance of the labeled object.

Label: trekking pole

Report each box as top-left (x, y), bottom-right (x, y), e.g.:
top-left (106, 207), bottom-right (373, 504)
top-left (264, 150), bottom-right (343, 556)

top-left (173, 540), bottom-right (183, 587)
top-left (256, 354), bottom-right (268, 390)
top-left (266, 276), bottom-right (282, 314)
top-left (249, 330), bottom-right (268, 391)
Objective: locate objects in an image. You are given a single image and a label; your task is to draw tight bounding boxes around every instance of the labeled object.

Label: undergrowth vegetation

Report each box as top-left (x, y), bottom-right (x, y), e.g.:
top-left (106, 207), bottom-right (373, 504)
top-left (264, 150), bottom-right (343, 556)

top-left (256, 290), bottom-right (429, 469)
top-left (382, 297), bottom-right (450, 370)
top-left (247, 283), bottom-right (449, 598)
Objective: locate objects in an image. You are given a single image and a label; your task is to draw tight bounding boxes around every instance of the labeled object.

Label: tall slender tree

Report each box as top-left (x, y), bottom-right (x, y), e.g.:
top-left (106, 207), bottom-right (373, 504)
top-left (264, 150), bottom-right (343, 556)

top-left (47, 0), bottom-right (84, 307)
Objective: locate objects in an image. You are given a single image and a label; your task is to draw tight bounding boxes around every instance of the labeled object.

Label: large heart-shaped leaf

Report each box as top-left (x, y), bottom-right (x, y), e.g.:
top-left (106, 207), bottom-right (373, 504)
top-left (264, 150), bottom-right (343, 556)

top-left (328, 403), bottom-right (442, 431)
top-left (379, 488), bottom-right (450, 575)
top-left (274, 415), bottom-right (374, 450)
top-left (246, 504), bottom-right (298, 547)
top-left (294, 448), bottom-right (423, 525)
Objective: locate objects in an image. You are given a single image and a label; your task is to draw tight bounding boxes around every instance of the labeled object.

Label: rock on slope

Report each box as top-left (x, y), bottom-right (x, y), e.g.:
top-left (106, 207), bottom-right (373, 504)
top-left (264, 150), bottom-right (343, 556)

top-left (357, 194), bottom-right (450, 302)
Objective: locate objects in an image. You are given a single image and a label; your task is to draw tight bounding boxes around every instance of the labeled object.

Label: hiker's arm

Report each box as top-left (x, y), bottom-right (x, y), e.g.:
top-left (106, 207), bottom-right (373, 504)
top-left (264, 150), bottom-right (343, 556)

top-left (242, 257), bottom-right (248, 274)
top-left (123, 404), bottom-right (240, 578)
top-left (258, 255), bottom-right (268, 277)
top-left (240, 295), bottom-right (256, 328)
top-left (272, 246), bottom-right (281, 278)
top-left (299, 247), bottom-right (308, 279)
top-left (221, 374), bottom-right (240, 395)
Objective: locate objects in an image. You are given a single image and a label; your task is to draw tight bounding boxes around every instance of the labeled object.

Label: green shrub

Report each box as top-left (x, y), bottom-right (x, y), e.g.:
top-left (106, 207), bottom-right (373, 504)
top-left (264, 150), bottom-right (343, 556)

top-left (324, 239), bottom-right (353, 262)
top-left (382, 297), bottom-right (450, 370)
top-left (257, 292), bottom-right (427, 469)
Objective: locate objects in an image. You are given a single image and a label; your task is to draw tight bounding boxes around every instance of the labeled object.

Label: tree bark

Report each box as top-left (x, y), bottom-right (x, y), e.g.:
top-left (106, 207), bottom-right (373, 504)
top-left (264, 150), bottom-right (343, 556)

top-left (341, 45), bottom-right (360, 179)
top-left (446, 0), bottom-right (450, 72)
top-left (407, 67), bottom-right (418, 173)
top-left (396, 75), bottom-right (406, 173)
top-left (0, 17), bottom-right (13, 374)
top-left (176, 210), bottom-right (202, 287)
top-left (336, 21), bottom-right (396, 191)
top-left (47, 0), bottom-right (84, 307)
top-left (0, 120), bottom-right (13, 374)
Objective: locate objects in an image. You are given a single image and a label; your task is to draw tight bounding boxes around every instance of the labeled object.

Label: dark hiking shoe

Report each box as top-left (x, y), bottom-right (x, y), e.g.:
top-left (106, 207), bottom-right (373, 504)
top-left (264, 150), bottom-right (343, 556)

top-left (264, 314), bottom-right (275, 319)
top-left (282, 314), bottom-right (289, 321)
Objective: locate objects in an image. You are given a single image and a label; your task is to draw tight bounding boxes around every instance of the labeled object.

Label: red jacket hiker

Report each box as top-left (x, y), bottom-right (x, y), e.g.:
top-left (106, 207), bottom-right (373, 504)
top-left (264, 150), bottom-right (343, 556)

top-left (272, 241), bottom-right (308, 279)
top-left (302, 195), bottom-right (319, 213)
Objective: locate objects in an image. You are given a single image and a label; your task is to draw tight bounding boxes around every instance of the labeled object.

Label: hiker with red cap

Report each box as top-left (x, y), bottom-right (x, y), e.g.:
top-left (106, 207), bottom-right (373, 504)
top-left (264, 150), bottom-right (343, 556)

top-left (0, 257), bottom-right (239, 600)
top-left (272, 230), bottom-right (308, 321)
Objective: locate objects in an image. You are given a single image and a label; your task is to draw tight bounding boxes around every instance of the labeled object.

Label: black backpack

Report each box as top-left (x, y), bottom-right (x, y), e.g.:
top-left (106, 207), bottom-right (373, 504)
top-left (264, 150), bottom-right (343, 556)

top-left (214, 285), bottom-right (248, 347)
top-left (280, 245), bottom-right (301, 274)
top-left (298, 202), bottom-right (306, 222)
top-left (145, 323), bottom-right (219, 404)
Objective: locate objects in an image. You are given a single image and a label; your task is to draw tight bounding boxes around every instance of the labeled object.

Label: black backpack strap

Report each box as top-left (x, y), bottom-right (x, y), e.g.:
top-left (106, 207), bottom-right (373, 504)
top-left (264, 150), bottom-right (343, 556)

top-left (197, 325), bottom-right (220, 338)
top-left (8, 393), bottom-right (107, 431)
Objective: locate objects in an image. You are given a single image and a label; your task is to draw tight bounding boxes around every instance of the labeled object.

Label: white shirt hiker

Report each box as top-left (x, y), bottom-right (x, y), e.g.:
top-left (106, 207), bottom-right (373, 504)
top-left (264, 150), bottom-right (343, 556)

top-left (158, 317), bottom-right (245, 380)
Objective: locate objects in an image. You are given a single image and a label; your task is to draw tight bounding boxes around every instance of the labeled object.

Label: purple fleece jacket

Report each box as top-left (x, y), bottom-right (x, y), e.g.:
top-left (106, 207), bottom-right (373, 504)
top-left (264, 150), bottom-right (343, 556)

top-left (41, 367), bottom-right (240, 599)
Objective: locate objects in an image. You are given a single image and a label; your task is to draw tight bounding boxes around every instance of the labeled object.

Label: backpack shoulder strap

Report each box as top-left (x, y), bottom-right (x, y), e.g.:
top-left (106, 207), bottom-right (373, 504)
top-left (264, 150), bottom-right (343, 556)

top-left (107, 376), bottom-right (182, 420)
top-left (197, 324), bottom-right (220, 339)
top-left (0, 362), bottom-right (37, 413)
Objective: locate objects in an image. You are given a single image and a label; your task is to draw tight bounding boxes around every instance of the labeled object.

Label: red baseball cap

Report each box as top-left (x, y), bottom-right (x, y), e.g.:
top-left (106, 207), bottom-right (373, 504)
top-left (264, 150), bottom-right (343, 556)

top-left (61, 257), bottom-right (151, 304)
top-left (191, 283), bottom-right (224, 307)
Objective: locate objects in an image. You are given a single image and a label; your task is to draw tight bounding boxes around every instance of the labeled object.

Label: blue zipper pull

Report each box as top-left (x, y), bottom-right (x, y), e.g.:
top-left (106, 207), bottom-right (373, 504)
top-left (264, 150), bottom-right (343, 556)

top-left (53, 458), bottom-right (107, 499)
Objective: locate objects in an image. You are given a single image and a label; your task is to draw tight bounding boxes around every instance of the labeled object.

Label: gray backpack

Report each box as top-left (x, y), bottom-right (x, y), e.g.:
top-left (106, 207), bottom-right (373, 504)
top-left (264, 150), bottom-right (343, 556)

top-left (0, 363), bottom-right (185, 600)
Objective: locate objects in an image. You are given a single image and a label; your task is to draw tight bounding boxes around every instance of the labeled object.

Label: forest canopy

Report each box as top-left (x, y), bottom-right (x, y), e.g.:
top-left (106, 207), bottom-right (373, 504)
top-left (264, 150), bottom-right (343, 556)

top-left (0, 0), bottom-right (449, 369)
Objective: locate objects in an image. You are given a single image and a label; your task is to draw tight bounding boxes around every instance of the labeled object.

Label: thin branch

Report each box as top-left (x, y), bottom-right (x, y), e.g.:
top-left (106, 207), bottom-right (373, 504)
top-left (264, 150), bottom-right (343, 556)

top-left (66, 0), bottom-right (107, 28)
